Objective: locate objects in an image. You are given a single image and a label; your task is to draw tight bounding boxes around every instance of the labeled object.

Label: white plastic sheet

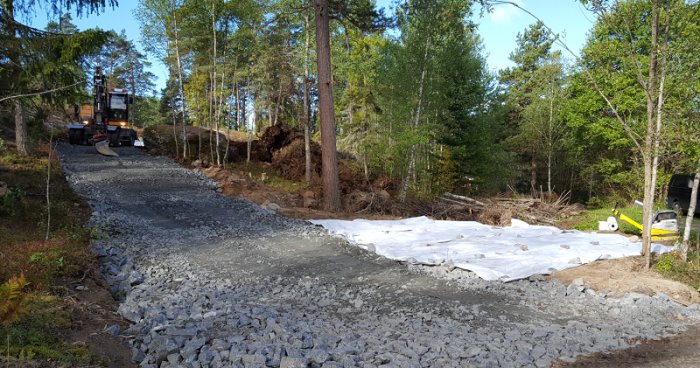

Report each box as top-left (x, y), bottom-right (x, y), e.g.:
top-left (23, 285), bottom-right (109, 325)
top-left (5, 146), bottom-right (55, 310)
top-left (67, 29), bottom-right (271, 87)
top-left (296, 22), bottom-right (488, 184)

top-left (310, 216), bottom-right (674, 281)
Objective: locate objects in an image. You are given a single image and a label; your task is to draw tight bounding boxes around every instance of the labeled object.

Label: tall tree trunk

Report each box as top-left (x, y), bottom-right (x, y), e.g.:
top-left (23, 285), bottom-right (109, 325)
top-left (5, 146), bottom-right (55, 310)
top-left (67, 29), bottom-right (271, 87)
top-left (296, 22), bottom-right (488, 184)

top-left (642, 0), bottom-right (661, 270)
top-left (212, 6), bottom-right (219, 166)
top-left (400, 36), bottom-right (430, 202)
top-left (303, 11), bottom-right (313, 183)
top-left (253, 85), bottom-right (260, 133)
top-left (315, 0), bottom-right (340, 211)
top-left (235, 80), bottom-right (241, 131)
top-left (243, 77), bottom-right (249, 131)
top-left (172, 12), bottom-right (188, 160)
top-left (363, 152), bottom-right (369, 184)
top-left (530, 156), bottom-right (537, 194)
top-left (681, 159), bottom-right (700, 262)
top-left (172, 104), bottom-right (179, 156)
top-left (273, 82), bottom-right (283, 126)
top-left (130, 70), bottom-right (136, 126)
top-left (209, 75), bottom-right (214, 163)
top-left (3, 0), bottom-right (29, 155)
top-left (547, 83), bottom-right (554, 196)
top-left (45, 131), bottom-right (53, 241)
top-left (14, 100), bottom-right (28, 155)
top-left (268, 101), bottom-right (274, 127)
top-left (547, 154), bottom-right (552, 196)
top-left (218, 55), bottom-right (228, 166)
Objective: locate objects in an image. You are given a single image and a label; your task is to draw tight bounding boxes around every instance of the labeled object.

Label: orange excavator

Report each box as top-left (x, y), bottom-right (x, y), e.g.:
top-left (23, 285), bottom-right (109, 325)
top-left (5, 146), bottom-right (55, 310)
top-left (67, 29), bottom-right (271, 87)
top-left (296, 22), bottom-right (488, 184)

top-left (68, 67), bottom-right (137, 156)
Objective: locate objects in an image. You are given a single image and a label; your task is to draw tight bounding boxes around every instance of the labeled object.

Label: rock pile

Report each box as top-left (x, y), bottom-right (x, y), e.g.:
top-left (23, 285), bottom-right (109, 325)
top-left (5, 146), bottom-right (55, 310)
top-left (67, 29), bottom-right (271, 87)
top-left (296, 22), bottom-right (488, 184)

top-left (58, 144), bottom-right (700, 368)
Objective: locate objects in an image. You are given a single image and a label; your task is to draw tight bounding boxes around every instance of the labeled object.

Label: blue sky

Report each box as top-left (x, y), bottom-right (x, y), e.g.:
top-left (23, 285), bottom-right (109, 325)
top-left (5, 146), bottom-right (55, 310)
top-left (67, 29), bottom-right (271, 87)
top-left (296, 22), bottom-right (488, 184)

top-left (471, 0), bottom-right (596, 72)
top-left (29, 0), bottom-right (595, 92)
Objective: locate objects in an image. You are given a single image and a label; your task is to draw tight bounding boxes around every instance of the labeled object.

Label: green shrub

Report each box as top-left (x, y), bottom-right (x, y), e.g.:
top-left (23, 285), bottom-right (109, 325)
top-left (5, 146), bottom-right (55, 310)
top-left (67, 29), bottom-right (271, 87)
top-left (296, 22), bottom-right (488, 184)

top-left (0, 187), bottom-right (25, 216)
top-left (585, 196), bottom-right (606, 209)
top-left (654, 253), bottom-right (675, 273)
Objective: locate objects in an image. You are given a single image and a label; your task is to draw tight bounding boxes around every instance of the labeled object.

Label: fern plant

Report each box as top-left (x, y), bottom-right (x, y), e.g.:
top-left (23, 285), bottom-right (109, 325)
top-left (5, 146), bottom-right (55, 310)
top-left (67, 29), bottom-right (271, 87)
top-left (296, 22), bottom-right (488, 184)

top-left (0, 275), bottom-right (29, 326)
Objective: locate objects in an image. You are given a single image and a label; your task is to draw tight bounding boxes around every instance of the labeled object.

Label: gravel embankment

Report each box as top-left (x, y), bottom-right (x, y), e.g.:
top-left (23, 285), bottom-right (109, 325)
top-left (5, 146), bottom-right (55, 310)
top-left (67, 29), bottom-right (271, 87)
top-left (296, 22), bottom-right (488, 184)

top-left (58, 144), bottom-right (700, 368)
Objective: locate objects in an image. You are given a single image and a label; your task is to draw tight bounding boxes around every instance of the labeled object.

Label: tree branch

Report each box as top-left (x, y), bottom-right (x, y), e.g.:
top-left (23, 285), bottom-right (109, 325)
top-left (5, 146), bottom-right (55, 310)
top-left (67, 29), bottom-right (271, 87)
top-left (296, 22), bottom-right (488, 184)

top-left (0, 80), bottom-right (84, 103)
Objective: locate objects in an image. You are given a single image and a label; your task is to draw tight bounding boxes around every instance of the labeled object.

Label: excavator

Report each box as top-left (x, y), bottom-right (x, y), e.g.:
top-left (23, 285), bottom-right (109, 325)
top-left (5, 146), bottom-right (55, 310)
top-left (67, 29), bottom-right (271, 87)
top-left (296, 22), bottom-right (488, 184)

top-left (68, 67), bottom-right (137, 156)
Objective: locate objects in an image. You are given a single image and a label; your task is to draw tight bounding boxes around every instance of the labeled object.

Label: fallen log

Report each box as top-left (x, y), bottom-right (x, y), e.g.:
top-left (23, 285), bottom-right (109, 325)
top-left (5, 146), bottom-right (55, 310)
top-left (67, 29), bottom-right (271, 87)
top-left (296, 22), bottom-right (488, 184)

top-left (442, 192), bottom-right (486, 207)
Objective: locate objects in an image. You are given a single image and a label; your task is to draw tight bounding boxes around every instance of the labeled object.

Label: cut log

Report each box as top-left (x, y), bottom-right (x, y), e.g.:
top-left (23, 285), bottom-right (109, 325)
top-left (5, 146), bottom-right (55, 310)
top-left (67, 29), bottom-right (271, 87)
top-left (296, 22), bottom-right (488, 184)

top-left (442, 192), bottom-right (486, 207)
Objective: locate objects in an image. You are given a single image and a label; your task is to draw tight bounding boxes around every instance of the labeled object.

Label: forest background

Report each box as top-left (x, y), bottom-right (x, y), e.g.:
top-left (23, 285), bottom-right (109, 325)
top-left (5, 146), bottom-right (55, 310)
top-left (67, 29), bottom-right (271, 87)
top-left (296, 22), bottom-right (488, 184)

top-left (1, 0), bottom-right (699, 213)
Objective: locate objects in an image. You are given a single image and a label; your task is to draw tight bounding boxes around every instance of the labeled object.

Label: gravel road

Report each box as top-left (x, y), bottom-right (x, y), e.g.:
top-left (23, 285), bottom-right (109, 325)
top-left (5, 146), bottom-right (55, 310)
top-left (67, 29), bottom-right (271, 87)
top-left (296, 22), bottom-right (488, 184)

top-left (58, 144), bottom-right (700, 368)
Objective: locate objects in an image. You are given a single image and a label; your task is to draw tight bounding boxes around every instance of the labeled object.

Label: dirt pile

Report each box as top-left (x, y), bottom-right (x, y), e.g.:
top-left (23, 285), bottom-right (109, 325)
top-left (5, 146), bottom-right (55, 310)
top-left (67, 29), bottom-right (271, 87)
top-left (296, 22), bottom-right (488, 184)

top-left (272, 138), bottom-right (322, 181)
top-left (344, 189), bottom-right (393, 213)
top-left (259, 124), bottom-right (303, 159)
top-left (549, 257), bottom-right (700, 306)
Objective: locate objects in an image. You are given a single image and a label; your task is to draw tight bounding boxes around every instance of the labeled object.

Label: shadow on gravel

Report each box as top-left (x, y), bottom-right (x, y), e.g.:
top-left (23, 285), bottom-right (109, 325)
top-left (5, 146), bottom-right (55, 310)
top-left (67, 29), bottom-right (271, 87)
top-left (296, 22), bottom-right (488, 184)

top-left (182, 233), bottom-right (551, 325)
top-left (554, 324), bottom-right (700, 368)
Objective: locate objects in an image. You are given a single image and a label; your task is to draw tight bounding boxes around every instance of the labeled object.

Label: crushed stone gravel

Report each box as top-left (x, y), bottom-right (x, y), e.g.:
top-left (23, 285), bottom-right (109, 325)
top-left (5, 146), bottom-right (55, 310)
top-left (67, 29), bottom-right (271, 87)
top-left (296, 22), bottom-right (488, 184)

top-left (57, 144), bottom-right (700, 368)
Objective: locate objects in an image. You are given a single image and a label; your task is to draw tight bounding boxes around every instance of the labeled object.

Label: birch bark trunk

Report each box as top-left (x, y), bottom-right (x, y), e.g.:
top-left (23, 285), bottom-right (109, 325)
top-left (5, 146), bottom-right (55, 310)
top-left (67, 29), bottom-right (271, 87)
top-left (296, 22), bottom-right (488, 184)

top-left (681, 160), bottom-right (700, 262)
top-left (400, 37), bottom-right (430, 202)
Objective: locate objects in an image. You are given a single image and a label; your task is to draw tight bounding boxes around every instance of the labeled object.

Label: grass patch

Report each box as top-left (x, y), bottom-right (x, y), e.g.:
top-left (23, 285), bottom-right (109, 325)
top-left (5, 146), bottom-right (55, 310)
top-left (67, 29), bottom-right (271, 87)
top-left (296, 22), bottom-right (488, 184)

top-left (569, 203), bottom-right (699, 241)
top-left (570, 205), bottom-right (644, 235)
top-left (654, 251), bottom-right (700, 292)
top-left (0, 147), bottom-right (93, 285)
top-left (230, 160), bottom-right (309, 192)
top-left (1, 296), bottom-right (92, 364)
top-left (0, 141), bottom-right (98, 364)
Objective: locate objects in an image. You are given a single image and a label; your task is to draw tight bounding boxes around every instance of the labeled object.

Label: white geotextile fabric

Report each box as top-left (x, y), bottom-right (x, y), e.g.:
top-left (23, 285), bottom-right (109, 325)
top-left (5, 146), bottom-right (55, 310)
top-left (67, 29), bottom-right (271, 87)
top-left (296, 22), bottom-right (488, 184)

top-left (310, 216), bottom-right (675, 281)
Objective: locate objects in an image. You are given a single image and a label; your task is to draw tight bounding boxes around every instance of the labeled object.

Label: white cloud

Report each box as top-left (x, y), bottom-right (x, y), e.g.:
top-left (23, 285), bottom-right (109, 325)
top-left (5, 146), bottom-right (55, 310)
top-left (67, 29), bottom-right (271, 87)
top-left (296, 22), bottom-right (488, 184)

top-left (489, 0), bottom-right (525, 24)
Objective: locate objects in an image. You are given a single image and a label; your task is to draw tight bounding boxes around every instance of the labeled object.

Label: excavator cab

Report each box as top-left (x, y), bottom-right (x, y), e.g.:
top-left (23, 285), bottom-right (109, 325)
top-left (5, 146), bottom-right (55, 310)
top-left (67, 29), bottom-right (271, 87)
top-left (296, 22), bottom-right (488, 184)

top-left (68, 67), bottom-right (138, 155)
top-left (104, 89), bottom-right (137, 147)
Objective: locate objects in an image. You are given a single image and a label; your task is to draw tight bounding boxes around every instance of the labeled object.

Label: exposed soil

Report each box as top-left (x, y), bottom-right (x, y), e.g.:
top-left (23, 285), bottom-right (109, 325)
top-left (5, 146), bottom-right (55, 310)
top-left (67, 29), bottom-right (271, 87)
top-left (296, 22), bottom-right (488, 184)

top-left (553, 325), bottom-right (700, 368)
top-left (549, 257), bottom-right (700, 306)
top-left (59, 277), bottom-right (135, 368)
top-left (197, 164), bottom-right (398, 221)
top-left (549, 258), bottom-right (700, 367)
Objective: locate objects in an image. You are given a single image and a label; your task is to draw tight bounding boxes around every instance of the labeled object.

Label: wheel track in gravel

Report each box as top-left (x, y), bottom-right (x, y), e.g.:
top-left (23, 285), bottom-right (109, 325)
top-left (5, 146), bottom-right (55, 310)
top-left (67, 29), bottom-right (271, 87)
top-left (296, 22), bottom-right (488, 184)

top-left (57, 144), bottom-right (700, 368)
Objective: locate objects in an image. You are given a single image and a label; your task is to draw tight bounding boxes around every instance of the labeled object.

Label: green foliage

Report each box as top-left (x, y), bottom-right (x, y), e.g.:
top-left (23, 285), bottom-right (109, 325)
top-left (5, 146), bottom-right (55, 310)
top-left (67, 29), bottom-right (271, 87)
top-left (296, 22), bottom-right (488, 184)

top-left (0, 148), bottom-right (93, 285)
top-left (0, 297), bottom-right (92, 364)
top-left (562, 0), bottom-right (700, 203)
top-left (373, 0), bottom-right (512, 197)
top-left (134, 96), bottom-right (164, 128)
top-left (585, 196), bottom-right (606, 210)
top-left (499, 20), bottom-right (570, 194)
top-left (335, 31), bottom-right (386, 178)
top-left (654, 253), bottom-right (675, 273)
top-left (653, 251), bottom-right (700, 292)
top-left (570, 205), bottom-right (642, 234)
top-left (0, 187), bottom-right (26, 217)
top-left (27, 252), bottom-right (66, 283)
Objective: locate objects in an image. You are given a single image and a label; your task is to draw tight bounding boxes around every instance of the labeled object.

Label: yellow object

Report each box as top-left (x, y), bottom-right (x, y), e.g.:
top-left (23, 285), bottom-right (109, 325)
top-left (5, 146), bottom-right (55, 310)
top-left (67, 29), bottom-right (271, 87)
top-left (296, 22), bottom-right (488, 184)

top-left (79, 103), bottom-right (94, 122)
top-left (612, 208), bottom-right (679, 242)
